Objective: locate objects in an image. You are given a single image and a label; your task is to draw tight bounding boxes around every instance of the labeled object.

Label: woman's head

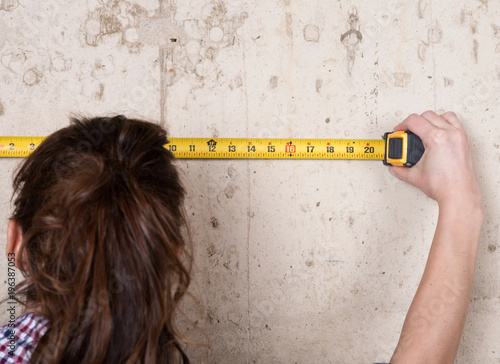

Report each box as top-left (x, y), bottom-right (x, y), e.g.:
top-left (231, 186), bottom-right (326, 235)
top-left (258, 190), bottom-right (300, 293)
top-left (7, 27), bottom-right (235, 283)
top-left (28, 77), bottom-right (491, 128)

top-left (9, 115), bottom-right (191, 363)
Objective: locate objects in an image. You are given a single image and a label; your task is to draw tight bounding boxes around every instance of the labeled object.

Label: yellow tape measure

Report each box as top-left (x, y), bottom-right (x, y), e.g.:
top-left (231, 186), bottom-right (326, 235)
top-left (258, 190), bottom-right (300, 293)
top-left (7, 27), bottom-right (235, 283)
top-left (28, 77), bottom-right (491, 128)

top-left (0, 137), bottom-right (45, 157)
top-left (0, 137), bottom-right (386, 160)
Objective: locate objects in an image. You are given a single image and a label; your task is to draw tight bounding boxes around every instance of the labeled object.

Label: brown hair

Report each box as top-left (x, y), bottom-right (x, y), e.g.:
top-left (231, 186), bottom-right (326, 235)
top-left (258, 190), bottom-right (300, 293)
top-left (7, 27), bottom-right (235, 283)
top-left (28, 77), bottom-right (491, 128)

top-left (10, 115), bottom-right (191, 363)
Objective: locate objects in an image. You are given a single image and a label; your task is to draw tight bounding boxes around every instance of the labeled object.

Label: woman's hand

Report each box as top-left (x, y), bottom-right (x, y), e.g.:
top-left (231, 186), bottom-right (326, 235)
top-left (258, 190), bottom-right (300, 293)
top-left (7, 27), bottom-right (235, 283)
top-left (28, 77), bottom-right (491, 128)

top-left (389, 111), bottom-right (482, 210)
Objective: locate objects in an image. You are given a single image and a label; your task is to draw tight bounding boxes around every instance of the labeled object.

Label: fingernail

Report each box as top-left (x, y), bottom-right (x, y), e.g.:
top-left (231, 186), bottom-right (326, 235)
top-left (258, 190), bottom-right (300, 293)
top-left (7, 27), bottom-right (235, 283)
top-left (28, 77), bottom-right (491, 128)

top-left (389, 168), bottom-right (395, 176)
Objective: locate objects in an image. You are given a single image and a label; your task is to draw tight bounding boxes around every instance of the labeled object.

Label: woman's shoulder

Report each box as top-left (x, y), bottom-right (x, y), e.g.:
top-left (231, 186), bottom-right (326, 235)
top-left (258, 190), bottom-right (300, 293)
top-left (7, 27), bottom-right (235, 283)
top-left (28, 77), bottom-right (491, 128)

top-left (0, 312), bottom-right (49, 363)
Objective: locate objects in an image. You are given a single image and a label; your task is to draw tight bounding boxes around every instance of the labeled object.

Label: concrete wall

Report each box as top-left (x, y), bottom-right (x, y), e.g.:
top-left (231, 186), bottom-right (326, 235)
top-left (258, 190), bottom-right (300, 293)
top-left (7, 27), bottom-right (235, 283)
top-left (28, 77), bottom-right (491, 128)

top-left (0, 0), bottom-right (499, 363)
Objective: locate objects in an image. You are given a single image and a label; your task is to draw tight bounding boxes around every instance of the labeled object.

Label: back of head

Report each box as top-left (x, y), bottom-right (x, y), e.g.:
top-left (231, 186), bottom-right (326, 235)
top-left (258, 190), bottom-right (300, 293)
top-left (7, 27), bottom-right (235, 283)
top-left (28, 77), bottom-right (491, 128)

top-left (11, 115), bottom-right (191, 363)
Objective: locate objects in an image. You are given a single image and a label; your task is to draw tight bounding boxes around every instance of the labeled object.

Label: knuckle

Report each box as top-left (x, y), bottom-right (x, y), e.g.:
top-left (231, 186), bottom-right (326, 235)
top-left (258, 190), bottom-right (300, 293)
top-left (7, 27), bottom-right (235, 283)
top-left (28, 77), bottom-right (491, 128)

top-left (431, 128), bottom-right (466, 147)
top-left (407, 113), bottom-right (420, 121)
top-left (421, 110), bottom-right (436, 119)
top-left (406, 113), bottom-right (421, 127)
top-left (432, 129), bottom-right (447, 143)
top-left (450, 128), bottom-right (462, 138)
top-left (449, 129), bottom-right (465, 143)
top-left (442, 111), bottom-right (457, 119)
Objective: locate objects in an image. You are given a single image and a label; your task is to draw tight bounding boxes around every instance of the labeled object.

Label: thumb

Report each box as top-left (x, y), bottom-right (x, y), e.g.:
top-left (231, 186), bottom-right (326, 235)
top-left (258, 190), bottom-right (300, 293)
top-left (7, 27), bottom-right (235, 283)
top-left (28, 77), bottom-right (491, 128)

top-left (389, 166), bottom-right (411, 182)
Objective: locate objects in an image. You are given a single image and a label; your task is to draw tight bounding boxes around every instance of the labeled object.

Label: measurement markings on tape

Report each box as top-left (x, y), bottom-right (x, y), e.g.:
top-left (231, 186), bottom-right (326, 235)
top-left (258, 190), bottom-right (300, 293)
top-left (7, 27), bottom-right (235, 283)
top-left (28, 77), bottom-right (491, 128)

top-left (0, 137), bottom-right (45, 157)
top-left (0, 133), bottom-right (424, 167)
top-left (0, 137), bottom-right (386, 160)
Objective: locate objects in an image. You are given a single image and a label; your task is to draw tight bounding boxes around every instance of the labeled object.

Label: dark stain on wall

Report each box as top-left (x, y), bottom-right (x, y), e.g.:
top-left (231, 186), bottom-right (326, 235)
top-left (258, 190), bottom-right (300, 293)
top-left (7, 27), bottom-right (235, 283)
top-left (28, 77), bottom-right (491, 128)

top-left (340, 9), bottom-right (362, 75)
top-left (211, 217), bottom-right (220, 229)
top-left (473, 39), bottom-right (479, 63)
top-left (269, 76), bottom-right (278, 89)
top-left (315, 78), bottom-right (323, 93)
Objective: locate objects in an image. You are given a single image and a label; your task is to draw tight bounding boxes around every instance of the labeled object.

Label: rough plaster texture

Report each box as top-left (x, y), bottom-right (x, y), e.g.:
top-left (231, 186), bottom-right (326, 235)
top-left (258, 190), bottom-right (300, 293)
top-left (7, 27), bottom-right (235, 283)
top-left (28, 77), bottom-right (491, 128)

top-left (0, 0), bottom-right (499, 363)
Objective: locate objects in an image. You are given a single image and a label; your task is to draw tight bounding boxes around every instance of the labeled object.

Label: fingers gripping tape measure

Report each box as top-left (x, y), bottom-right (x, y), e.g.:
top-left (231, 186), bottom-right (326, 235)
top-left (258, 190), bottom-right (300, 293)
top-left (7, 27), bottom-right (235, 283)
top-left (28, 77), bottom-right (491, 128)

top-left (0, 132), bottom-right (424, 166)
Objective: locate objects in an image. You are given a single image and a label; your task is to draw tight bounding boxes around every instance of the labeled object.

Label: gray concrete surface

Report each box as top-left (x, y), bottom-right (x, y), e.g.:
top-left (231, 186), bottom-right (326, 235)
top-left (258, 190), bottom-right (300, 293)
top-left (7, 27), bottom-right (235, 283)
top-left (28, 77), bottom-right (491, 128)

top-left (0, 0), bottom-right (499, 363)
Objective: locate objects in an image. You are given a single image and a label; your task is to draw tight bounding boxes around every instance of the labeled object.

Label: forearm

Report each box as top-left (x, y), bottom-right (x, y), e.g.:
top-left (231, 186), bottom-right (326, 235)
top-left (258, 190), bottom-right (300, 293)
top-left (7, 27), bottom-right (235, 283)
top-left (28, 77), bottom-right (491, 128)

top-left (391, 199), bottom-right (484, 364)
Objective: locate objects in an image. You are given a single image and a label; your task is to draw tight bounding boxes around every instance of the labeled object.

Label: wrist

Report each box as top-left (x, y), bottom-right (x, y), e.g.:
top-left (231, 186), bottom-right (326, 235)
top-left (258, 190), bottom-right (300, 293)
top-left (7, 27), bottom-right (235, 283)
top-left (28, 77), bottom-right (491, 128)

top-left (438, 195), bottom-right (484, 231)
top-left (438, 192), bottom-right (483, 217)
top-left (433, 197), bottom-right (484, 260)
top-left (436, 195), bottom-right (484, 242)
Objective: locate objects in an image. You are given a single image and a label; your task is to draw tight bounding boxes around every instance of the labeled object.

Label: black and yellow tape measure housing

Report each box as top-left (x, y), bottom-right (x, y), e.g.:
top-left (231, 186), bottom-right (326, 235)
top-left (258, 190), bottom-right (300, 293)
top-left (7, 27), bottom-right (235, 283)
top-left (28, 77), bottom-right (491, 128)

top-left (383, 131), bottom-right (425, 167)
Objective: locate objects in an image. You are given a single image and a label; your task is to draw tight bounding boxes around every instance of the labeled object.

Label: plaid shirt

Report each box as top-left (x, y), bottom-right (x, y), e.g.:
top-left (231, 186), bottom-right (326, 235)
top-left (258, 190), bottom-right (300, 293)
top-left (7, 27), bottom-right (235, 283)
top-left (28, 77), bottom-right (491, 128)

top-left (0, 312), bottom-right (49, 364)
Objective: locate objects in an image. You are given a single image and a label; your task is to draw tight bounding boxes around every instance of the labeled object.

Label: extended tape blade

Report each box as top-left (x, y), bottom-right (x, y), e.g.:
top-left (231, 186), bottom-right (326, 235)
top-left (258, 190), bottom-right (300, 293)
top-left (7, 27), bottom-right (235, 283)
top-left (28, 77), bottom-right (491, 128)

top-left (0, 137), bottom-right (385, 160)
top-left (167, 138), bottom-right (385, 160)
top-left (0, 137), bottom-right (45, 157)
